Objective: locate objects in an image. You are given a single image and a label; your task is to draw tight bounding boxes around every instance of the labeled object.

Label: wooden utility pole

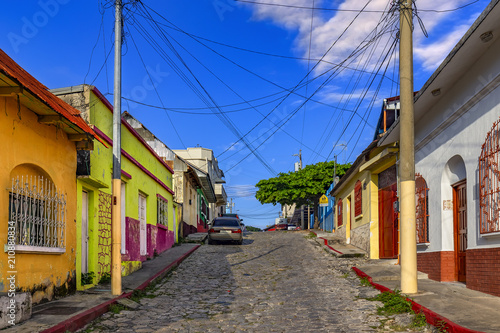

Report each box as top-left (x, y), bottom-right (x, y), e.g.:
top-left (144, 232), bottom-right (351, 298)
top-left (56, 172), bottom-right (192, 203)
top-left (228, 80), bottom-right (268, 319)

top-left (399, 0), bottom-right (418, 294)
top-left (111, 0), bottom-right (123, 296)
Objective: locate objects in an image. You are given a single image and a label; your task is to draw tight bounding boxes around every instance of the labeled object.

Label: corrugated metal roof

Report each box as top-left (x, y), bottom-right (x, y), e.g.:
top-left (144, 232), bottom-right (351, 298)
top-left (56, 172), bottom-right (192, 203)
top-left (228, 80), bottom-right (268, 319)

top-left (0, 48), bottom-right (101, 144)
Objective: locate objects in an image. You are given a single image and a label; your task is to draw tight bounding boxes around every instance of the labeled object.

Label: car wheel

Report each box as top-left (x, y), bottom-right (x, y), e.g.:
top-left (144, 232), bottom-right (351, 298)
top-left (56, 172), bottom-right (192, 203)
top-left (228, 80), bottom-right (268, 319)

top-left (238, 239), bottom-right (243, 245)
top-left (208, 238), bottom-right (213, 245)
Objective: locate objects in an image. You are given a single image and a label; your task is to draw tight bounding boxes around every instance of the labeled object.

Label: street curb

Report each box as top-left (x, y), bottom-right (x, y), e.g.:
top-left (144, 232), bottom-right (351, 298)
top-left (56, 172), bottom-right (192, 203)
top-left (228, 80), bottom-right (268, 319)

top-left (40, 244), bottom-right (200, 333)
top-left (311, 231), bottom-right (344, 254)
top-left (352, 267), bottom-right (484, 333)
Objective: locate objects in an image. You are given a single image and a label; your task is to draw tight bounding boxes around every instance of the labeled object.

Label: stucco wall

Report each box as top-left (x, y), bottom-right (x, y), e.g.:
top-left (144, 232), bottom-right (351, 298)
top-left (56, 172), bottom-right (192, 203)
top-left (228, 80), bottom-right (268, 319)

top-left (0, 96), bottom-right (77, 304)
top-left (414, 36), bottom-right (500, 252)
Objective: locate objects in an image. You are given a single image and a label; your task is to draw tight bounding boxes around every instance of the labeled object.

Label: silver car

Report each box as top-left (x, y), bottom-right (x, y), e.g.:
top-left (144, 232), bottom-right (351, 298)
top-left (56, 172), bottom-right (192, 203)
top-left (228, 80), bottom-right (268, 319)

top-left (208, 217), bottom-right (243, 245)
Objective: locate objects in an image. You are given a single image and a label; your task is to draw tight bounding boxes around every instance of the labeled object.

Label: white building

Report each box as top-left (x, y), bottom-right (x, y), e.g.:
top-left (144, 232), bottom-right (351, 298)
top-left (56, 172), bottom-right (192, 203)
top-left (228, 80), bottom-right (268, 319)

top-left (380, 0), bottom-right (500, 296)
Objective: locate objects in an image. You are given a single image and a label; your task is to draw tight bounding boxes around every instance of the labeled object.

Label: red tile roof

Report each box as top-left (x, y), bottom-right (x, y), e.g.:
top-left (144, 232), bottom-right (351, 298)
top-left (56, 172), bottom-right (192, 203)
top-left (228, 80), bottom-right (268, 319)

top-left (0, 48), bottom-right (102, 144)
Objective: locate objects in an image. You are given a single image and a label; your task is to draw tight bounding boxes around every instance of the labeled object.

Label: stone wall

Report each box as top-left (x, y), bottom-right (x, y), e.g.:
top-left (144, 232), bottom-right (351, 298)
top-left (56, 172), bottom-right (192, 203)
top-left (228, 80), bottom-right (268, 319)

top-left (350, 223), bottom-right (370, 253)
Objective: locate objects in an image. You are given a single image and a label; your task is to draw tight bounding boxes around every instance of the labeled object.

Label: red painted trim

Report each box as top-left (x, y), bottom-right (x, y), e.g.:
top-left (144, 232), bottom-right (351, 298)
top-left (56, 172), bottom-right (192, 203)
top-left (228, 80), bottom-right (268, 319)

top-left (40, 292), bottom-right (132, 333)
top-left (121, 118), bottom-right (175, 175)
top-left (90, 86), bottom-right (114, 113)
top-left (311, 232), bottom-right (344, 255)
top-left (351, 267), bottom-right (483, 333)
top-left (42, 245), bottom-right (200, 333)
top-left (90, 87), bottom-right (174, 175)
top-left (93, 126), bottom-right (112, 145)
top-left (136, 245), bottom-right (200, 290)
top-left (156, 193), bottom-right (169, 203)
top-left (93, 126), bottom-right (174, 195)
top-left (121, 170), bottom-right (132, 179)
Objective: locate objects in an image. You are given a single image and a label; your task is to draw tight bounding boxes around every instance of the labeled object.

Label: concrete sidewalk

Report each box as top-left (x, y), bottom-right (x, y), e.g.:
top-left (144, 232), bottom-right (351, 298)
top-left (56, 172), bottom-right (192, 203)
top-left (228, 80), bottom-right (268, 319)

top-left (312, 230), bottom-right (500, 333)
top-left (5, 243), bottom-right (200, 333)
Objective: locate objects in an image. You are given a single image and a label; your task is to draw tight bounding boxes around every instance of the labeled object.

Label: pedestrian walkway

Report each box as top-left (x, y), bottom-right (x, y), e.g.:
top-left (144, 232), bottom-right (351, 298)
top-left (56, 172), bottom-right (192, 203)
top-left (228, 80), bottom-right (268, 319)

top-left (5, 243), bottom-right (200, 333)
top-left (312, 230), bottom-right (500, 333)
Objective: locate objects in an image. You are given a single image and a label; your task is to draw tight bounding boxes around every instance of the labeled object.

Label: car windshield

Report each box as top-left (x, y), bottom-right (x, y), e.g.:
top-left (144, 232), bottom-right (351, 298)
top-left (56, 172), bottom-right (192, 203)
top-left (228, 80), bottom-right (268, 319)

top-left (213, 219), bottom-right (240, 227)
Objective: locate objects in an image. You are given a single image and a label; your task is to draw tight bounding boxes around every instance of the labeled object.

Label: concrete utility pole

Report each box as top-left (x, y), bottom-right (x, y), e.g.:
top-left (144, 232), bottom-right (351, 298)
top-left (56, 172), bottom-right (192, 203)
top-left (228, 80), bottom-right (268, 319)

top-left (293, 150), bottom-right (304, 229)
top-left (229, 198), bottom-right (234, 214)
top-left (399, 0), bottom-right (418, 294)
top-left (111, 0), bottom-right (123, 296)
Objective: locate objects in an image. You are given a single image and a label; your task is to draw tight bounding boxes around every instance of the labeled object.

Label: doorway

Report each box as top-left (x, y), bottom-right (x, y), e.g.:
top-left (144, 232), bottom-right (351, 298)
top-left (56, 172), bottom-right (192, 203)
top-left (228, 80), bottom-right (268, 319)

top-left (453, 180), bottom-right (467, 282)
top-left (139, 193), bottom-right (147, 256)
top-left (81, 191), bottom-right (89, 274)
top-left (378, 184), bottom-right (398, 259)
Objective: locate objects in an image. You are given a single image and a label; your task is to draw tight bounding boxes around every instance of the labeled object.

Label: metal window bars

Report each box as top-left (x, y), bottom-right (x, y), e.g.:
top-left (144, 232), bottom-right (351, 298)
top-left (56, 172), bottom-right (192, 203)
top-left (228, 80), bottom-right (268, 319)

top-left (415, 173), bottom-right (429, 243)
top-left (479, 118), bottom-right (500, 234)
top-left (9, 175), bottom-right (66, 248)
top-left (157, 197), bottom-right (168, 226)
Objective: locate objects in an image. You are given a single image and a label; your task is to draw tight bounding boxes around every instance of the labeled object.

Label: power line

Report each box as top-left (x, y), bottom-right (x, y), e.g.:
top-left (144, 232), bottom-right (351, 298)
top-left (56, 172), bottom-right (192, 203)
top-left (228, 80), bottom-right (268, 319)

top-left (234, 0), bottom-right (482, 13)
top-left (135, 3), bottom-right (278, 175)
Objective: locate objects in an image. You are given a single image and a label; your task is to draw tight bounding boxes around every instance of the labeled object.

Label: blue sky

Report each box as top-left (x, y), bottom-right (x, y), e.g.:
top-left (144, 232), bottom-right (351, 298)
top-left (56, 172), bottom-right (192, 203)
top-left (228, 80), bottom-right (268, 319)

top-left (1, 0), bottom-right (490, 228)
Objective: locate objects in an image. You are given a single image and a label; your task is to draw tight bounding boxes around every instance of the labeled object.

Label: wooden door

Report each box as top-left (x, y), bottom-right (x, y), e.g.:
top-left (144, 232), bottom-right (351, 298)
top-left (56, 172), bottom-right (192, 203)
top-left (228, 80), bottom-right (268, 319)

top-left (121, 182), bottom-right (126, 254)
top-left (81, 191), bottom-right (89, 274)
top-left (139, 193), bottom-right (147, 256)
top-left (378, 184), bottom-right (398, 259)
top-left (453, 180), bottom-right (467, 282)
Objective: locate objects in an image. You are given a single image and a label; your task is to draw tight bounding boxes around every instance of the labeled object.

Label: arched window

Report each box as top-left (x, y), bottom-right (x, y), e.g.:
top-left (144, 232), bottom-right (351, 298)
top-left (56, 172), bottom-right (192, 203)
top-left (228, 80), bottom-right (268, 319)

top-left (479, 118), bottom-right (500, 234)
top-left (415, 173), bottom-right (429, 243)
top-left (337, 199), bottom-right (343, 227)
top-left (9, 164), bottom-right (66, 250)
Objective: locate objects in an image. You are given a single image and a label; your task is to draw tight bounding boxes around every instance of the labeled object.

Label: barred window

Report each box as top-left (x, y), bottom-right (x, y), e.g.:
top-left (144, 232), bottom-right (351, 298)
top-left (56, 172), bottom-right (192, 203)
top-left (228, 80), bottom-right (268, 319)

top-left (415, 173), bottom-right (429, 243)
top-left (479, 118), bottom-right (500, 234)
top-left (9, 175), bottom-right (66, 250)
top-left (157, 195), bottom-right (168, 226)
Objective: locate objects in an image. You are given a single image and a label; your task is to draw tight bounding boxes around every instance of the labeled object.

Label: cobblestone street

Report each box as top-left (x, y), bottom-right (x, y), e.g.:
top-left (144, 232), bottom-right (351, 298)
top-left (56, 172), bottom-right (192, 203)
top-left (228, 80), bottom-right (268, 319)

top-left (80, 232), bottom-right (432, 332)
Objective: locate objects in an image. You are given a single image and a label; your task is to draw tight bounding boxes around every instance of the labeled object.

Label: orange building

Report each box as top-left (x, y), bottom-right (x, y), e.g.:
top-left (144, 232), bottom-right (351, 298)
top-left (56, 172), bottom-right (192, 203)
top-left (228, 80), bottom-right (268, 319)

top-left (0, 48), bottom-right (100, 306)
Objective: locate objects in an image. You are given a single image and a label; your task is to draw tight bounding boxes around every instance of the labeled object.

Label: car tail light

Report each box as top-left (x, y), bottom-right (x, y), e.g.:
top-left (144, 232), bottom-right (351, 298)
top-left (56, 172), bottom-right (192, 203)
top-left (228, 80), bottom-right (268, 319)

top-left (209, 228), bottom-right (219, 233)
top-left (231, 229), bottom-right (242, 234)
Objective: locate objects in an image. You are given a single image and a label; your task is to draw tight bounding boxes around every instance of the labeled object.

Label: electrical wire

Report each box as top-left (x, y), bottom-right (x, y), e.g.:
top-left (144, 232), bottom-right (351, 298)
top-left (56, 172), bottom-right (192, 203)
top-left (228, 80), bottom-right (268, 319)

top-left (234, 0), bottom-right (482, 13)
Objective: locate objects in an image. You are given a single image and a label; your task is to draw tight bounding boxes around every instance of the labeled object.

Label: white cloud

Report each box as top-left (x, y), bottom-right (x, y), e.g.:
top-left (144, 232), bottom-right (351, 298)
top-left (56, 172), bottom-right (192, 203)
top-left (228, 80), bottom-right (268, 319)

top-left (414, 23), bottom-right (471, 71)
top-left (248, 0), bottom-right (480, 74)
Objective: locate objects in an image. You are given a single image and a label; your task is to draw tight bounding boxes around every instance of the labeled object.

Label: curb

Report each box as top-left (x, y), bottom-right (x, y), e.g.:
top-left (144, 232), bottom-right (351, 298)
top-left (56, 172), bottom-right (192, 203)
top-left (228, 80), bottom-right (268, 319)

top-left (352, 267), bottom-right (484, 333)
top-left (311, 231), bottom-right (344, 255)
top-left (41, 244), bottom-right (200, 333)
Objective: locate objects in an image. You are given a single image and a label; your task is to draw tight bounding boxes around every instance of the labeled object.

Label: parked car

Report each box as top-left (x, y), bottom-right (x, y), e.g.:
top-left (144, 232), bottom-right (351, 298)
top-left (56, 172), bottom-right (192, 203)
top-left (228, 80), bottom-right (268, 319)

top-left (287, 224), bottom-right (300, 231)
top-left (276, 222), bottom-right (287, 231)
top-left (208, 217), bottom-right (243, 245)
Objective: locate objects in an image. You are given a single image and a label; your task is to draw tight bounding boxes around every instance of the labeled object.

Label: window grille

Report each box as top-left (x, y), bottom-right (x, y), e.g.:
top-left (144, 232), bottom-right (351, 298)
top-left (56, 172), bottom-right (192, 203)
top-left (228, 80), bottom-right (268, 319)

top-left (415, 173), bottom-right (429, 243)
top-left (9, 175), bottom-right (66, 249)
top-left (157, 195), bottom-right (168, 226)
top-left (479, 118), bottom-right (500, 234)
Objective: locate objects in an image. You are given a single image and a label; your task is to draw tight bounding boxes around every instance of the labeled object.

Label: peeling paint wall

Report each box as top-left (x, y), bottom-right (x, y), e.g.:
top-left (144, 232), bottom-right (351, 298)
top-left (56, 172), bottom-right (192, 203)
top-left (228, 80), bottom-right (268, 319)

top-left (0, 96), bottom-right (78, 304)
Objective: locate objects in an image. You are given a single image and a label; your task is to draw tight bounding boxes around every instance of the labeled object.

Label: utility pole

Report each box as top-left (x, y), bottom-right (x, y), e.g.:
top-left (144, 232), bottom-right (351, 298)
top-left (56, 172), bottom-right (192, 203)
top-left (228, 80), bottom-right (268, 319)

top-left (111, 0), bottom-right (122, 296)
top-left (228, 198), bottom-right (234, 214)
top-left (399, 0), bottom-right (417, 294)
top-left (293, 150), bottom-right (304, 229)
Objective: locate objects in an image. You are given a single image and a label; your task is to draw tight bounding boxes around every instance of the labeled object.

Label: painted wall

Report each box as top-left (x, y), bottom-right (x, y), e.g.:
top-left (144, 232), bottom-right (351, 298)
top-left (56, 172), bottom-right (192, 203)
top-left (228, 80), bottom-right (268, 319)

top-left (334, 147), bottom-right (397, 259)
top-left (414, 36), bottom-right (500, 253)
top-left (414, 33), bottom-right (500, 295)
top-left (0, 96), bottom-right (77, 304)
top-left (56, 85), bottom-right (175, 286)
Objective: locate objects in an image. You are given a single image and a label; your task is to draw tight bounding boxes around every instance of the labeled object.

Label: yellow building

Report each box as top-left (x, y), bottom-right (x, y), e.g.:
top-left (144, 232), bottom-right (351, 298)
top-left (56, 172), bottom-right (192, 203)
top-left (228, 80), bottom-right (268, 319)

top-left (0, 49), bottom-right (100, 304)
top-left (332, 98), bottom-right (400, 259)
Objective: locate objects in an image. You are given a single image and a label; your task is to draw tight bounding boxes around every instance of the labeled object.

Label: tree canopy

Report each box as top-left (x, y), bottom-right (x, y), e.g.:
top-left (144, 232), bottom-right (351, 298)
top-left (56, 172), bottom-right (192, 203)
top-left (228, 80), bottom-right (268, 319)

top-left (255, 161), bottom-right (351, 207)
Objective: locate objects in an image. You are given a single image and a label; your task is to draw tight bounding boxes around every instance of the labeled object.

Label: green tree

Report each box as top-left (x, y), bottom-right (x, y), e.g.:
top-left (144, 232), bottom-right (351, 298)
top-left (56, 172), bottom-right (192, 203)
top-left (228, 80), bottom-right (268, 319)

top-left (255, 161), bottom-right (350, 227)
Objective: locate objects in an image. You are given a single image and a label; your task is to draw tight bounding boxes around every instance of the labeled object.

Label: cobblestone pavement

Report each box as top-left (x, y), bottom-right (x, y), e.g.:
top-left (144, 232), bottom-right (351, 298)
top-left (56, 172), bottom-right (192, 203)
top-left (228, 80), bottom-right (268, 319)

top-left (80, 232), bottom-right (434, 333)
